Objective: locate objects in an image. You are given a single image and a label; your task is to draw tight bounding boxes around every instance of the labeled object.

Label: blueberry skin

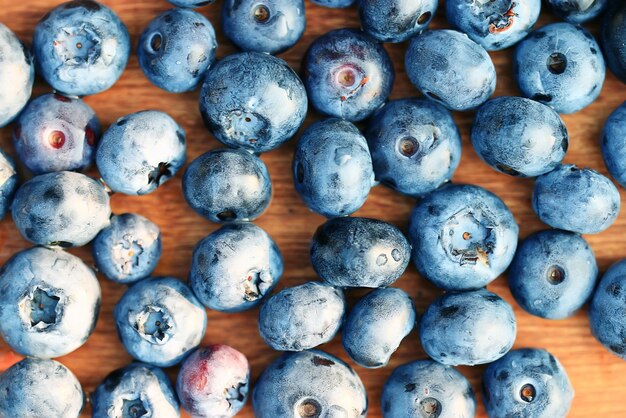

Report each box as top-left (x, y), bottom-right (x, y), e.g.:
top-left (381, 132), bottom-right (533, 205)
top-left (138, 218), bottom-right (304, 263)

top-left (471, 97), bottom-right (568, 177)
top-left (532, 164), bottom-right (620, 234)
top-left (0, 358), bottom-right (83, 418)
top-left (168, 0), bottom-right (215, 7)
top-left (199, 52), bottom-right (307, 152)
top-left (509, 230), bottom-right (597, 320)
top-left (177, 345), bottom-right (250, 418)
top-left (92, 363), bottom-right (179, 418)
top-left (0, 23), bottom-right (34, 127)
top-left (310, 0), bottom-right (355, 7)
top-left (602, 1), bottom-right (626, 83)
top-left (114, 277), bottom-right (207, 367)
top-left (420, 289), bottom-right (517, 366)
top-left (258, 282), bottom-right (345, 351)
top-left (602, 101), bottom-right (626, 187)
top-left (358, 0), bottom-right (437, 43)
top-left (0, 148), bottom-right (18, 221)
top-left (96, 110), bottom-right (186, 196)
top-left (253, 349), bottom-right (368, 418)
top-left (311, 217), bottom-right (411, 288)
top-left (405, 30), bottom-right (496, 111)
top-left (183, 148), bottom-right (272, 223)
top-left (366, 99), bottom-right (462, 197)
top-left (222, 0), bottom-right (306, 54)
top-left (138, 9), bottom-right (217, 93)
top-left (190, 223), bottom-right (283, 312)
top-left (0, 246), bottom-right (100, 358)
top-left (14, 93), bottom-right (101, 174)
top-left (547, 0), bottom-right (608, 23)
top-left (303, 29), bottom-right (394, 122)
top-left (12, 171), bottom-right (111, 247)
top-left (33, 0), bottom-right (130, 96)
top-left (381, 360), bottom-right (476, 418)
top-left (408, 184), bottom-right (519, 291)
top-left (446, 0), bottom-right (541, 51)
top-left (93, 213), bottom-right (162, 284)
top-left (483, 348), bottom-right (574, 418)
top-left (293, 118), bottom-right (374, 217)
top-left (342, 288), bottom-right (416, 368)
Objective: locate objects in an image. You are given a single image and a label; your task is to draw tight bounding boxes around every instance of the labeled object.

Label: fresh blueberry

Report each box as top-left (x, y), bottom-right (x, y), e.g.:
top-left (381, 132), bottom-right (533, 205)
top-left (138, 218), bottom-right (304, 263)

top-left (547, 0), bottom-right (608, 23)
top-left (602, 101), bottom-right (626, 187)
top-left (253, 349), bottom-right (368, 418)
top-left (93, 213), bottom-right (162, 284)
top-left (92, 363), bottom-right (179, 418)
top-left (446, 0), bottom-right (541, 51)
top-left (177, 345), bottom-right (250, 418)
top-left (366, 98), bottom-right (462, 197)
top-left (405, 29), bottom-right (496, 111)
top-left (199, 52), bottom-right (307, 152)
top-left (0, 246), bottom-right (100, 358)
top-left (182, 148), bottom-right (271, 223)
top-left (13, 93), bottom-right (100, 174)
top-left (483, 348), bottom-right (574, 418)
top-left (168, 0), bottom-right (215, 7)
top-left (509, 230), bottom-right (597, 320)
top-left (0, 358), bottom-right (83, 418)
top-left (12, 171), bottom-right (111, 247)
top-left (33, 0), bottom-right (130, 96)
top-left (602, 1), bottom-right (626, 83)
top-left (0, 148), bottom-right (18, 221)
top-left (310, 0), bottom-right (355, 7)
top-left (342, 288), bottom-right (416, 368)
top-left (408, 184), bottom-right (519, 291)
top-left (420, 288), bottom-right (517, 366)
top-left (358, 0), bottom-right (437, 43)
top-left (381, 359), bottom-right (476, 418)
top-left (293, 118), bottom-right (374, 217)
top-left (189, 223), bottom-right (283, 312)
top-left (532, 164), bottom-right (620, 234)
top-left (311, 217), bottom-right (411, 288)
top-left (258, 281), bottom-right (345, 351)
top-left (96, 110), bottom-right (186, 196)
top-left (302, 29), bottom-right (394, 121)
top-left (138, 8), bottom-right (217, 93)
top-left (471, 96), bottom-right (568, 177)
top-left (222, 0), bottom-right (306, 54)
top-left (114, 277), bottom-right (207, 367)
top-left (0, 23), bottom-right (34, 127)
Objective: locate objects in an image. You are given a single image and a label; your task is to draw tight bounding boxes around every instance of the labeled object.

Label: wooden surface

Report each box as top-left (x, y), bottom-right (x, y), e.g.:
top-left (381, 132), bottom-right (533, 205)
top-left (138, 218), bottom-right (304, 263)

top-left (0, 0), bottom-right (625, 417)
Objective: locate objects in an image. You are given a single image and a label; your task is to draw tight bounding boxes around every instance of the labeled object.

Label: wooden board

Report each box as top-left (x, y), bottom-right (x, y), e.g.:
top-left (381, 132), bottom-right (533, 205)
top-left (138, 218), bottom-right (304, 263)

top-left (0, 1), bottom-right (625, 416)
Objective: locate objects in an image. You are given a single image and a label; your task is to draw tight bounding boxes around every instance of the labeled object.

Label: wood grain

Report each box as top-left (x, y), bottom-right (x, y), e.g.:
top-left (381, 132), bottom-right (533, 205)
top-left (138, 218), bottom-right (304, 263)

top-left (0, 0), bottom-right (625, 417)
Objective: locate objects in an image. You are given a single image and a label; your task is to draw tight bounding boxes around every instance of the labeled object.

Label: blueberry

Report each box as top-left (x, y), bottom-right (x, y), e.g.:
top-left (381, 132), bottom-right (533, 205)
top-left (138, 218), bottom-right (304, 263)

top-left (222, 0), bottom-right (306, 54)
top-left (358, 0), bottom-right (437, 43)
top-left (138, 8), bottom-right (217, 93)
top-left (189, 223), bottom-right (283, 312)
top-left (0, 148), bottom-right (18, 221)
top-left (182, 148), bottom-right (272, 223)
top-left (547, 0), bottom-right (608, 23)
top-left (0, 23), bottom-right (34, 127)
top-left (177, 345), bottom-right (250, 418)
top-left (408, 184), bottom-right (519, 291)
top-left (258, 281), bottom-right (345, 351)
top-left (405, 29), bottom-right (496, 111)
top-left (96, 110), bottom-right (186, 195)
top-left (252, 349), bottom-right (368, 418)
top-left (168, 0), bottom-right (215, 7)
top-left (509, 230), bottom-right (597, 320)
top-left (381, 359), bottom-right (476, 418)
top-left (446, 0), bottom-right (541, 51)
top-left (92, 363), bottom-right (179, 418)
top-left (199, 52), bottom-right (307, 152)
top-left (602, 101), bottom-right (626, 187)
top-left (310, 0), bottom-right (355, 7)
top-left (303, 28), bottom-right (394, 121)
top-left (483, 348), bottom-right (574, 418)
top-left (293, 118), bottom-right (374, 217)
top-left (311, 217), bottom-right (411, 288)
top-left (342, 288), bottom-right (416, 368)
top-left (13, 93), bottom-right (100, 174)
top-left (93, 213), bottom-right (162, 284)
top-left (366, 98), bottom-right (462, 197)
top-left (33, 0), bottom-right (130, 96)
top-left (471, 96), bottom-right (568, 177)
top-left (419, 288), bottom-right (517, 366)
top-left (0, 358), bottom-right (83, 417)
top-left (11, 171), bottom-right (111, 247)
top-left (532, 164), bottom-right (620, 234)
top-left (114, 277), bottom-right (207, 367)
top-left (602, 1), bottom-right (626, 83)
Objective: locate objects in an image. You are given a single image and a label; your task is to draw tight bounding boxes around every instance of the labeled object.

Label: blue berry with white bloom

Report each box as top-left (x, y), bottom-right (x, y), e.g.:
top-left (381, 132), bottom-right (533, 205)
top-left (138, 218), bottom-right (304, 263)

top-left (0, 23), bottom-right (34, 127)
